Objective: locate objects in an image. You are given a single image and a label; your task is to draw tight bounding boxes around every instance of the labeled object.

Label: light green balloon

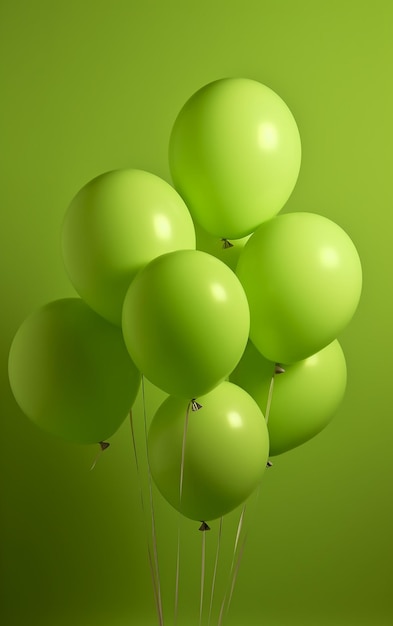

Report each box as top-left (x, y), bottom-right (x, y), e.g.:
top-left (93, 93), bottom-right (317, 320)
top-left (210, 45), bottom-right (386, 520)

top-left (122, 249), bottom-right (250, 398)
top-left (62, 169), bottom-right (196, 326)
top-left (236, 212), bottom-right (362, 363)
top-left (148, 381), bottom-right (269, 521)
top-left (231, 340), bottom-right (347, 456)
top-left (169, 78), bottom-right (301, 239)
top-left (8, 298), bottom-right (141, 444)
top-left (194, 221), bottom-right (251, 272)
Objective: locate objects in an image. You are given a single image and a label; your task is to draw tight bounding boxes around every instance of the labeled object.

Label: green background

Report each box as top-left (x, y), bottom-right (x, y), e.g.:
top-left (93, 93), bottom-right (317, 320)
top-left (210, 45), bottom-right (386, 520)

top-left (1, 1), bottom-right (392, 625)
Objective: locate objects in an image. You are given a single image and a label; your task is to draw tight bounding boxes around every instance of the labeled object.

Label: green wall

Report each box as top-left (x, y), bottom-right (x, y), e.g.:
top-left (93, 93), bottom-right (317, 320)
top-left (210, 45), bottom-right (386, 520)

top-left (1, 1), bottom-right (392, 625)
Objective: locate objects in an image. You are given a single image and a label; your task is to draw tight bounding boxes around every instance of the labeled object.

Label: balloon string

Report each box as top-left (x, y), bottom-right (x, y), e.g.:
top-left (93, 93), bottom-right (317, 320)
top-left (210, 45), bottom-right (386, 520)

top-left (174, 524), bottom-right (181, 626)
top-left (226, 482), bottom-right (262, 620)
top-left (265, 364), bottom-right (285, 426)
top-left (218, 366), bottom-right (279, 625)
top-left (217, 503), bottom-right (246, 626)
top-left (265, 373), bottom-right (275, 425)
top-left (233, 505), bottom-right (246, 562)
top-left (225, 530), bottom-right (248, 614)
top-left (141, 376), bottom-right (165, 626)
top-left (174, 401), bottom-right (192, 625)
top-left (207, 516), bottom-right (223, 626)
top-left (199, 527), bottom-right (207, 626)
top-left (129, 410), bottom-right (161, 624)
top-left (179, 401), bottom-right (191, 501)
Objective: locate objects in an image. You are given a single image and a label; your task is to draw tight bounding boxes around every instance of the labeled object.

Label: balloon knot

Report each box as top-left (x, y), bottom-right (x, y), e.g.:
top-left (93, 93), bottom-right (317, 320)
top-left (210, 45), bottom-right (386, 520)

top-left (192, 399), bottom-right (203, 412)
top-left (221, 238), bottom-right (234, 249)
top-left (266, 460), bottom-right (273, 468)
top-left (274, 364), bottom-right (285, 375)
top-left (90, 442), bottom-right (110, 471)
top-left (199, 521), bottom-right (211, 531)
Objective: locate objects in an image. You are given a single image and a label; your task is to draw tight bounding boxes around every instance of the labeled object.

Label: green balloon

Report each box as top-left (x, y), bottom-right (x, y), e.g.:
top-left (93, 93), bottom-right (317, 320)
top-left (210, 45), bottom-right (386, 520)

top-left (231, 340), bottom-right (347, 456)
top-left (169, 78), bottom-right (301, 239)
top-left (122, 249), bottom-right (250, 398)
top-left (236, 212), bottom-right (362, 363)
top-left (194, 221), bottom-right (251, 272)
top-left (62, 169), bottom-right (196, 326)
top-left (8, 298), bottom-right (141, 444)
top-left (148, 381), bottom-right (269, 521)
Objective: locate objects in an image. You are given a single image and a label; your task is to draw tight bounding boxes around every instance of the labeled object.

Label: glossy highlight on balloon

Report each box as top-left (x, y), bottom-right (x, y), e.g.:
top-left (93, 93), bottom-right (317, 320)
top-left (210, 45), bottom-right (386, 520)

top-left (122, 249), bottom-right (250, 398)
top-left (8, 298), bottom-right (141, 443)
top-left (148, 381), bottom-right (269, 521)
top-left (231, 340), bottom-right (347, 455)
top-left (236, 212), bottom-right (362, 363)
top-left (62, 168), bottom-right (196, 326)
top-left (169, 78), bottom-right (301, 239)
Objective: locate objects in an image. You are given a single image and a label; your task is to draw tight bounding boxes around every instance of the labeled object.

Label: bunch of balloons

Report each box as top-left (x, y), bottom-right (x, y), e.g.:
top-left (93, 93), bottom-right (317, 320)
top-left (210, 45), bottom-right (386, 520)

top-left (8, 78), bottom-right (362, 524)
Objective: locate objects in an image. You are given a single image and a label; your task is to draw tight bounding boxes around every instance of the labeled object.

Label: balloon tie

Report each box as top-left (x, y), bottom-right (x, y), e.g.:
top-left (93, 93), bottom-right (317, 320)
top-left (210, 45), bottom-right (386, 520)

top-left (89, 441), bottom-right (110, 471)
top-left (221, 238), bottom-right (234, 249)
top-left (265, 363), bottom-right (284, 427)
top-left (192, 399), bottom-right (203, 411)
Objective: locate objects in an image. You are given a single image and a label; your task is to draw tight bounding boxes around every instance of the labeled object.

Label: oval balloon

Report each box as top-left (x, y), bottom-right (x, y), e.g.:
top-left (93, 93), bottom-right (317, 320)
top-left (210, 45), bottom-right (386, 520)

top-left (122, 249), bottom-right (250, 398)
top-left (62, 169), bottom-right (196, 326)
top-left (230, 340), bottom-right (347, 456)
top-left (8, 298), bottom-right (141, 444)
top-left (236, 212), bottom-right (362, 363)
top-left (169, 78), bottom-right (301, 239)
top-left (148, 381), bottom-right (269, 521)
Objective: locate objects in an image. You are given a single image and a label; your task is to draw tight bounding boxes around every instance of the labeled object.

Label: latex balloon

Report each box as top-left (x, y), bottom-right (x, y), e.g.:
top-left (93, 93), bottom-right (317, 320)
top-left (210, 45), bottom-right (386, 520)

top-left (148, 381), bottom-right (269, 521)
top-left (122, 249), bottom-right (250, 398)
top-left (62, 168), bottom-right (196, 326)
top-left (236, 212), bottom-right (362, 363)
top-left (8, 298), bottom-right (141, 444)
top-left (194, 221), bottom-right (251, 272)
top-left (231, 340), bottom-right (347, 456)
top-left (169, 78), bottom-right (301, 239)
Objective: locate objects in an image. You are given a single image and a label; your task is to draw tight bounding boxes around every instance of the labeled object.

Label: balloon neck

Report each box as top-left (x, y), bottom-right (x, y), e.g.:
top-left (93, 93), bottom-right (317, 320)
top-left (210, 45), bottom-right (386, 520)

top-left (199, 521), bottom-right (211, 531)
top-left (274, 364), bottom-right (285, 375)
top-left (221, 238), bottom-right (234, 249)
top-left (191, 399), bottom-right (203, 412)
top-left (99, 441), bottom-right (110, 451)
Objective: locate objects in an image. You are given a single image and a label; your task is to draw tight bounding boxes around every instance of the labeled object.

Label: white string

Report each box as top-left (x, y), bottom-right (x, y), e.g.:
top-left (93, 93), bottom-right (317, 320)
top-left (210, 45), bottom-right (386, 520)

top-left (174, 401), bottom-right (191, 625)
top-left (141, 376), bottom-right (164, 626)
top-left (208, 517), bottom-right (223, 626)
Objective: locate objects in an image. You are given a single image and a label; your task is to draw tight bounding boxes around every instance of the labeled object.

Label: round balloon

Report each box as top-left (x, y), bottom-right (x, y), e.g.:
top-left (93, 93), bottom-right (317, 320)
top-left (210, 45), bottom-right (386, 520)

top-left (231, 340), bottom-right (347, 456)
top-left (8, 298), bottom-right (141, 444)
top-left (122, 249), bottom-right (250, 398)
top-left (194, 221), bottom-right (251, 272)
top-left (169, 78), bottom-right (301, 239)
top-left (148, 381), bottom-right (269, 521)
top-left (236, 212), bottom-right (362, 363)
top-left (62, 169), bottom-right (196, 326)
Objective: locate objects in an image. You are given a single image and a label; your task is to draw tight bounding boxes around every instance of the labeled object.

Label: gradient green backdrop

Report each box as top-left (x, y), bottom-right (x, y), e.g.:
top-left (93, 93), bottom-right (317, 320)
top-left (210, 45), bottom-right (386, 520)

top-left (1, 1), bottom-right (392, 625)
